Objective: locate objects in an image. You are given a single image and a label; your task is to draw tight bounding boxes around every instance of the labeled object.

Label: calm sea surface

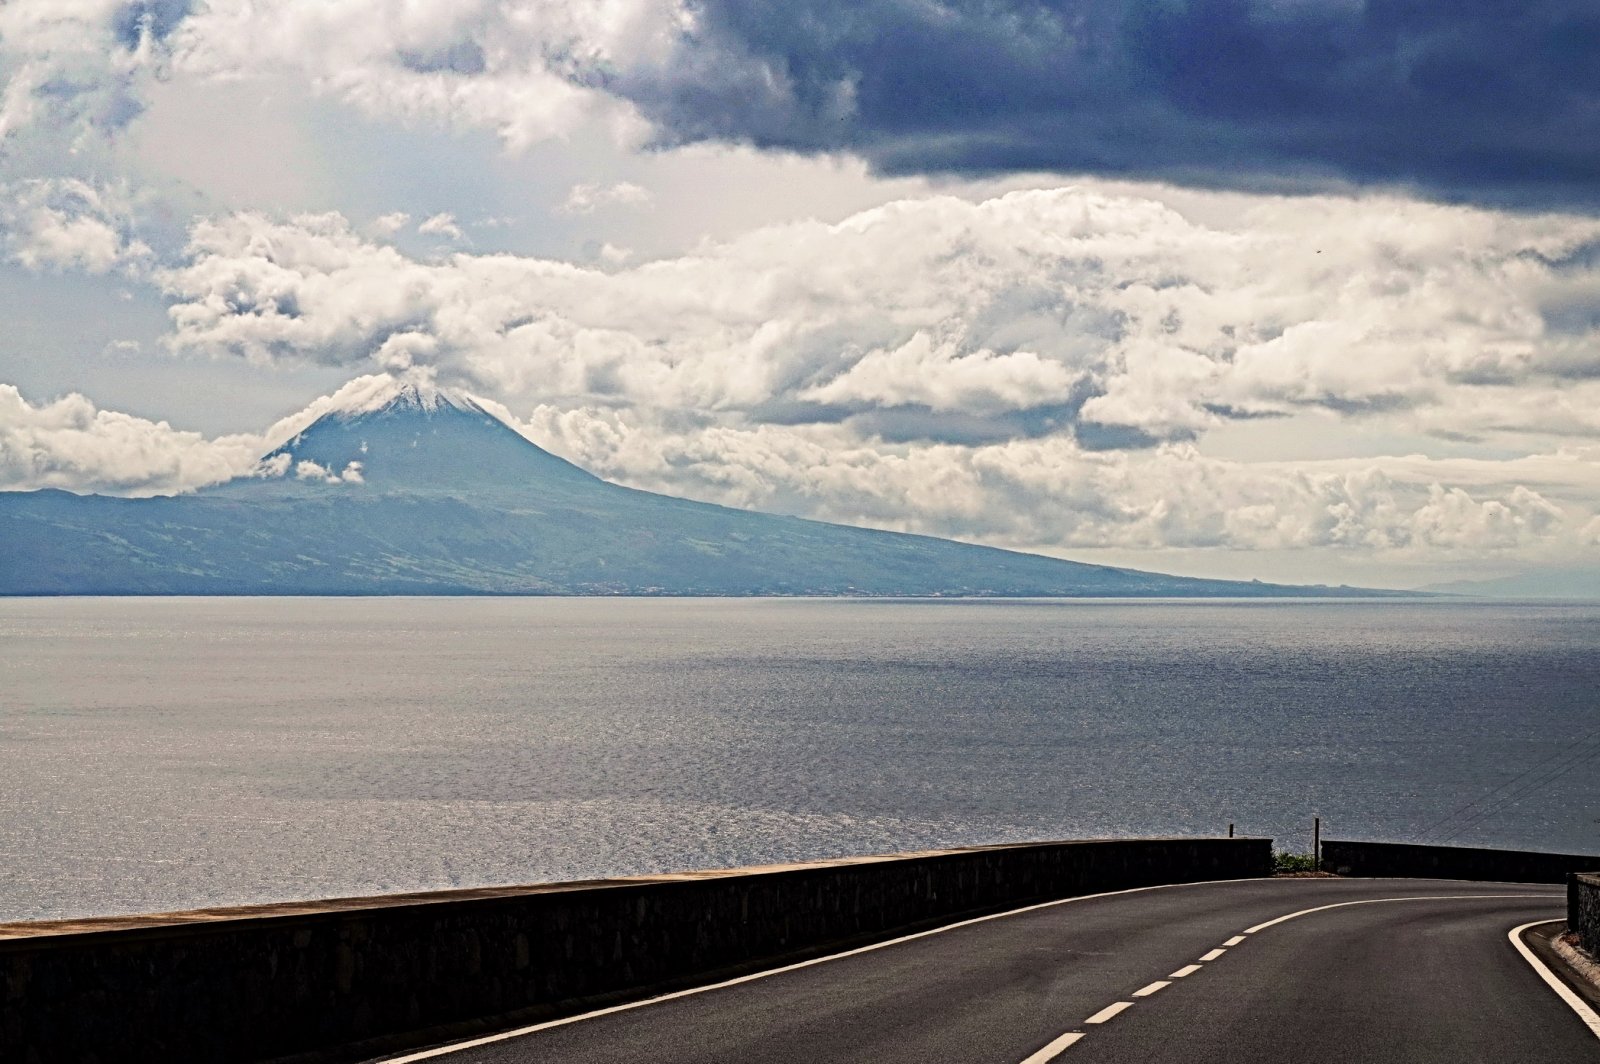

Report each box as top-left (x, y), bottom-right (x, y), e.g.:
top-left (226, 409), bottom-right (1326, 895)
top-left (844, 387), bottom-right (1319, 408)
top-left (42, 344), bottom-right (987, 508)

top-left (2, 597), bottom-right (1598, 922)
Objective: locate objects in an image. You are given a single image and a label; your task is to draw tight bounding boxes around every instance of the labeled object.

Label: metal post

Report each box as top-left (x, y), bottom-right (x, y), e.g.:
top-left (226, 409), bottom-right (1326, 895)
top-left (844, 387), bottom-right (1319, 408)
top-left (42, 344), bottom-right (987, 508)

top-left (1313, 816), bottom-right (1321, 871)
top-left (1228, 822), bottom-right (1235, 838)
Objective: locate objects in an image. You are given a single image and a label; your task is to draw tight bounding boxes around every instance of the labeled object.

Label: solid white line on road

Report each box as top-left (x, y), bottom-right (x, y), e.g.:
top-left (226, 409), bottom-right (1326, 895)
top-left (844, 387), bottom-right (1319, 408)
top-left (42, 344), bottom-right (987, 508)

top-left (1242, 894), bottom-right (1558, 935)
top-left (1018, 1031), bottom-right (1085, 1064)
top-left (1224, 935), bottom-right (1246, 946)
top-left (385, 884), bottom-right (1566, 1064)
top-left (1509, 920), bottom-right (1600, 1041)
top-left (1132, 980), bottom-right (1170, 997)
top-left (1199, 948), bottom-right (1227, 961)
top-left (1085, 1001), bottom-right (1135, 1024)
top-left (376, 876), bottom-right (1268, 1062)
top-left (1168, 964), bottom-right (1202, 978)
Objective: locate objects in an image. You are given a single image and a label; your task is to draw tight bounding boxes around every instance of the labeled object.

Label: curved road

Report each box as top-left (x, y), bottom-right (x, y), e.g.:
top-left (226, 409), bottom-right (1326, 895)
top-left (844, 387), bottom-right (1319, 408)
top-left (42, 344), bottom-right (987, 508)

top-left (377, 879), bottom-right (1599, 1064)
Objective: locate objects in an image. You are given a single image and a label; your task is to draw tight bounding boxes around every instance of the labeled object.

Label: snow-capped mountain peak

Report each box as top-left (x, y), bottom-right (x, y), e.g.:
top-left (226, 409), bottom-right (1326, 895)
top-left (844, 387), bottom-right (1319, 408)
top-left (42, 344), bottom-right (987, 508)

top-left (262, 370), bottom-right (477, 444)
top-left (227, 371), bottom-right (595, 497)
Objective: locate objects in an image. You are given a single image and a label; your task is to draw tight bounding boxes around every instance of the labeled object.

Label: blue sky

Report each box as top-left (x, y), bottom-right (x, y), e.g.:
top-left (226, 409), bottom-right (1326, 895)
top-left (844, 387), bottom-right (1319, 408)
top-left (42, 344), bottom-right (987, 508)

top-left (2, 0), bottom-right (1599, 588)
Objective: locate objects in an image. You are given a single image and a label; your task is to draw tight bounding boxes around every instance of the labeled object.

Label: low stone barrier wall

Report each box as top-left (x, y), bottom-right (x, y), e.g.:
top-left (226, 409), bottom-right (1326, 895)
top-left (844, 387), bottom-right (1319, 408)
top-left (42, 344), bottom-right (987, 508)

top-left (1573, 873), bottom-right (1600, 957)
top-left (1321, 839), bottom-right (1600, 884)
top-left (0, 837), bottom-right (1269, 1064)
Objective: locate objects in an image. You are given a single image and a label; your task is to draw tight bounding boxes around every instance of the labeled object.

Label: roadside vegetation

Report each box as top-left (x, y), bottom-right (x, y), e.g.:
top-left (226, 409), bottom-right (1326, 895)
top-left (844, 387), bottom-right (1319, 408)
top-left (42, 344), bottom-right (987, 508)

top-left (1272, 851), bottom-right (1320, 874)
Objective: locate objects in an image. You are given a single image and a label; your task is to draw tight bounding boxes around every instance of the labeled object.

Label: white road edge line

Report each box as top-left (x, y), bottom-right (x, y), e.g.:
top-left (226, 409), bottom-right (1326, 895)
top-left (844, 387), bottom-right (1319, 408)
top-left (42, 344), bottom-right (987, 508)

top-left (1132, 980), bottom-right (1170, 997)
top-left (1242, 894), bottom-right (1558, 935)
top-left (1168, 964), bottom-right (1202, 978)
top-left (1018, 1030), bottom-right (1085, 1064)
top-left (1084, 1001), bottom-right (1135, 1024)
top-left (1199, 948), bottom-right (1227, 961)
top-left (1224, 935), bottom-right (1246, 946)
top-left (375, 876), bottom-right (1265, 1062)
top-left (1509, 919), bottom-right (1600, 1041)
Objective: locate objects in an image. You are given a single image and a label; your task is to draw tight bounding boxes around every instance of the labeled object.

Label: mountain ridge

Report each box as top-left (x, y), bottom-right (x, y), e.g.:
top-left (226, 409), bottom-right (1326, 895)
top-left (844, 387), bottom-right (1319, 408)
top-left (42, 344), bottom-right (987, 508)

top-left (0, 386), bottom-right (1408, 598)
top-left (1417, 569), bottom-right (1600, 599)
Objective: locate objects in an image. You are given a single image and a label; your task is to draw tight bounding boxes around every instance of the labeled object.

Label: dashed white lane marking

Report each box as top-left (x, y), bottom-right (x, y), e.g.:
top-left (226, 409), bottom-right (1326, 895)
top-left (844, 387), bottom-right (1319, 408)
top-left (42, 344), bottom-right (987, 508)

top-left (1084, 1001), bottom-right (1135, 1024)
top-left (1509, 920), bottom-right (1600, 1041)
top-left (1012, 892), bottom-right (1561, 1063)
top-left (375, 877), bottom-right (1268, 1062)
top-left (1018, 1030), bottom-right (1086, 1064)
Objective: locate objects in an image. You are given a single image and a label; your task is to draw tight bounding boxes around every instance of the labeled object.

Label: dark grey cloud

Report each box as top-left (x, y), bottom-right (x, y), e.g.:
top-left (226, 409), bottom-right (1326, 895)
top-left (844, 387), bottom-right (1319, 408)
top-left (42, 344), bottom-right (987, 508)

top-left (848, 401), bottom-right (1096, 446)
top-left (398, 40), bottom-right (488, 77)
top-left (614, 0), bottom-right (1600, 208)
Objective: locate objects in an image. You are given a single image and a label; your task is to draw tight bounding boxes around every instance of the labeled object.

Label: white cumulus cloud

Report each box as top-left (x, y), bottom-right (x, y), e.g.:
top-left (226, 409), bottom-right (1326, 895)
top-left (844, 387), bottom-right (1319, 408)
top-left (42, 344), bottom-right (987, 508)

top-left (561, 181), bottom-right (654, 214)
top-left (173, 0), bottom-right (681, 151)
top-left (370, 210), bottom-right (410, 235)
top-left (508, 403), bottom-right (1592, 561)
top-left (158, 187), bottom-right (1600, 447)
top-left (416, 212), bottom-right (465, 241)
top-left (0, 0), bottom-right (181, 150)
top-left (0, 177), bottom-right (153, 274)
top-left (0, 383), bottom-right (266, 495)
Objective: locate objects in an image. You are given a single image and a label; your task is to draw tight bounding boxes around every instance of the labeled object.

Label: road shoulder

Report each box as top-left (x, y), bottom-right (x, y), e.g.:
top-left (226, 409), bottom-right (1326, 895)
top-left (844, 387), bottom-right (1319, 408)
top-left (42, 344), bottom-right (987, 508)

top-left (1524, 922), bottom-right (1600, 1019)
top-left (1547, 926), bottom-right (1600, 1007)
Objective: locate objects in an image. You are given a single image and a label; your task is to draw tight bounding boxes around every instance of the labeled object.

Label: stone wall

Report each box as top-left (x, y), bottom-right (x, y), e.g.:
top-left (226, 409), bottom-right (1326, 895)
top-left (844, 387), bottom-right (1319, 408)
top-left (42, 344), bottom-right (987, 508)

top-left (1572, 873), bottom-right (1600, 957)
top-left (0, 837), bottom-right (1269, 1064)
top-left (1321, 839), bottom-right (1600, 883)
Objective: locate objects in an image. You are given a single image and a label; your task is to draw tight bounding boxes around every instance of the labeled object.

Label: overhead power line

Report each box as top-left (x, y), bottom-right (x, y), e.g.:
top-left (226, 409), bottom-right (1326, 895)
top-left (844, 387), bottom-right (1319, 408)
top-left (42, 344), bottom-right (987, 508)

top-left (1413, 726), bottom-right (1600, 845)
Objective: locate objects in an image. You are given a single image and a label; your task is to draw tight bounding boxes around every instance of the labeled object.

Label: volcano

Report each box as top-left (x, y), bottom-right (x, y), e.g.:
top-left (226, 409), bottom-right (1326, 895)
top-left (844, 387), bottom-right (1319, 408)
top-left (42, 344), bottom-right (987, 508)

top-left (0, 382), bottom-right (1393, 597)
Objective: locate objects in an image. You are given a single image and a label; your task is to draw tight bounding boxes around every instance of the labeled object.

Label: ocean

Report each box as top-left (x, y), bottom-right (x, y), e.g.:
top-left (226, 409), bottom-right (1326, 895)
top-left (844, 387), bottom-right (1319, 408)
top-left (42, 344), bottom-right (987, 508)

top-left (2, 596), bottom-right (1597, 922)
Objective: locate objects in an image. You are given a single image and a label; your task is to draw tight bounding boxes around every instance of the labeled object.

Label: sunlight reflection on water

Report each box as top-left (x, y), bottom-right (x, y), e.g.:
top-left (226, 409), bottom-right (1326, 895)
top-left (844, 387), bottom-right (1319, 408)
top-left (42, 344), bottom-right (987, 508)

top-left (2, 596), bottom-right (1596, 920)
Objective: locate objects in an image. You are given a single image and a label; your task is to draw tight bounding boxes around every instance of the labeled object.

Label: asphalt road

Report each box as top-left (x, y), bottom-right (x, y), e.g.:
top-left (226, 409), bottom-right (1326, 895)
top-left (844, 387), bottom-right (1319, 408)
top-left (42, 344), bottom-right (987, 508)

top-left (378, 878), bottom-right (1598, 1064)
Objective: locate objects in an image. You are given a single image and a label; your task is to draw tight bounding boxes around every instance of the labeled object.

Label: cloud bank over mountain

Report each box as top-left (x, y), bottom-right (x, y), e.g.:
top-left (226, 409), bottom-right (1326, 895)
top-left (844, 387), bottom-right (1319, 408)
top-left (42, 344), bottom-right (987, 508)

top-left (9, 180), bottom-right (1600, 565)
top-left (2, 369), bottom-right (1583, 565)
top-left (2, 1), bottom-right (1599, 585)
